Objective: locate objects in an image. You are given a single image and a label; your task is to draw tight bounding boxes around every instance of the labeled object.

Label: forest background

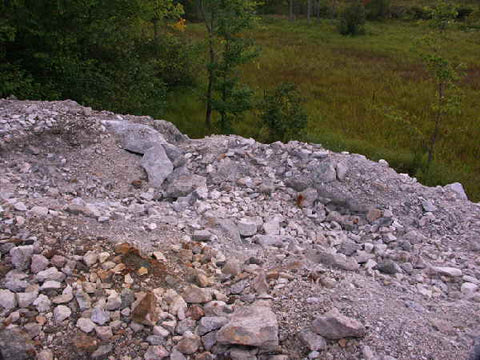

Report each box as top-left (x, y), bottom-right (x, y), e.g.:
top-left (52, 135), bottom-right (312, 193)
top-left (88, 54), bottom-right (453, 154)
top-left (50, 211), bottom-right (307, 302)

top-left (1, 0), bottom-right (480, 200)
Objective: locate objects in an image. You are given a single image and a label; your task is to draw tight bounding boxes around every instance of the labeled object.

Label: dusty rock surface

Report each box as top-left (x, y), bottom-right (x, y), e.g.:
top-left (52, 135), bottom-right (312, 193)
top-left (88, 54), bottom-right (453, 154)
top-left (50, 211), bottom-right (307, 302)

top-left (1, 99), bottom-right (480, 360)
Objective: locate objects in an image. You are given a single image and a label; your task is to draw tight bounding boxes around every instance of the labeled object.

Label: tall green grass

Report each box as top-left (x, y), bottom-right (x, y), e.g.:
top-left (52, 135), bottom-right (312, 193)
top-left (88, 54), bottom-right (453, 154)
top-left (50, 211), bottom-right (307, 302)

top-left (165, 18), bottom-right (480, 201)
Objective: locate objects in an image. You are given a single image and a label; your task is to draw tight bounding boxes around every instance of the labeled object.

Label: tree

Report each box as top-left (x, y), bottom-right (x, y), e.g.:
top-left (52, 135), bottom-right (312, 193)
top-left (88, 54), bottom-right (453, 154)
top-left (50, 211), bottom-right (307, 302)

top-left (364, 0), bottom-right (391, 20)
top-left (338, 1), bottom-right (366, 35)
top-left (144, 0), bottom-right (184, 42)
top-left (260, 83), bottom-right (308, 143)
top-left (0, 0), bottom-right (189, 116)
top-left (419, 0), bottom-right (463, 167)
top-left (198, 0), bottom-right (260, 133)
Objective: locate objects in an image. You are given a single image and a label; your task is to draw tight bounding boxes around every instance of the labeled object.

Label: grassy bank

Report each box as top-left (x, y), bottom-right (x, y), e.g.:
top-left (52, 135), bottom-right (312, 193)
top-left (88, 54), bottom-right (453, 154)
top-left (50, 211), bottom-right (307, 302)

top-left (165, 17), bottom-right (480, 201)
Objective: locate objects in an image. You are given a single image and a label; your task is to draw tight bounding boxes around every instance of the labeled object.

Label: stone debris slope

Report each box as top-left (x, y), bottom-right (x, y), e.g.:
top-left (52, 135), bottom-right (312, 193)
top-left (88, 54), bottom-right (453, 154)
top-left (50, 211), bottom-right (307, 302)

top-left (1, 99), bottom-right (480, 360)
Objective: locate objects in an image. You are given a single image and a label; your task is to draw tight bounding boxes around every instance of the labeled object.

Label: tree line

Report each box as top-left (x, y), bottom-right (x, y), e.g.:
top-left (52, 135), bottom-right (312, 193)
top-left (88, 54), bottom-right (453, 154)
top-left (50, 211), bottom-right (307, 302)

top-left (0, 0), bottom-right (475, 151)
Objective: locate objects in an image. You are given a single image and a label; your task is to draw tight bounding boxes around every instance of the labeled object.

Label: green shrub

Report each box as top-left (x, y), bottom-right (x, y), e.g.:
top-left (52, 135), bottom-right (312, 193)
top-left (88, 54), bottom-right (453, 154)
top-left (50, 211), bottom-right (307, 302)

top-left (365, 0), bottom-right (391, 21)
top-left (456, 6), bottom-right (474, 21)
top-left (407, 6), bottom-right (432, 20)
top-left (259, 83), bottom-right (308, 143)
top-left (389, 5), bottom-right (408, 19)
top-left (338, 1), bottom-right (366, 36)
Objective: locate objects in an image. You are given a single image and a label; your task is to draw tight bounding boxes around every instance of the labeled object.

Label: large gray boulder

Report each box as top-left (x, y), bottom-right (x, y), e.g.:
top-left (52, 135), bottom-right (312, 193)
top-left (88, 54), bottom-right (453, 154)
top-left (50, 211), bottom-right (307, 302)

top-left (105, 120), bottom-right (167, 154)
top-left (141, 145), bottom-right (174, 188)
top-left (216, 305), bottom-right (279, 350)
top-left (105, 120), bottom-right (176, 187)
top-left (165, 173), bottom-right (207, 199)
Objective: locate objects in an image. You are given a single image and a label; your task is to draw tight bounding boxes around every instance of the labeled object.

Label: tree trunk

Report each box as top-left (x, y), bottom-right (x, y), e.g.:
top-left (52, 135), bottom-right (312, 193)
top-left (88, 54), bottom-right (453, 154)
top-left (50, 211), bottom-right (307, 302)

top-left (289, 0), bottom-right (294, 21)
top-left (153, 18), bottom-right (159, 42)
top-left (205, 39), bottom-right (215, 129)
top-left (427, 82), bottom-right (446, 167)
top-left (307, 0), bottom-right (311, 23)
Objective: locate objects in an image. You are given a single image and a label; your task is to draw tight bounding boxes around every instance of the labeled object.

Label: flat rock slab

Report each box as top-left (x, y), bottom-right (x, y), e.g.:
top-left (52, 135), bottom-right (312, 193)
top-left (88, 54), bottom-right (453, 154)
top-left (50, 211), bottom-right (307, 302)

top-left (216, 305), bottom-right (278, 350)
top-left (105, 120), bottom-right (167, 154)
top-left (312, 308), bottom-right (366, 340)
top-left (430, 266), bottom-right (463, 277)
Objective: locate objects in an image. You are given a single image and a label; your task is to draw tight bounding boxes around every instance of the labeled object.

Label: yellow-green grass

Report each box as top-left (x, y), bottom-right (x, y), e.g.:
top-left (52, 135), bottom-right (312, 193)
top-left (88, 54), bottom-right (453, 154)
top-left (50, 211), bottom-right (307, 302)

top-left (164, 18), bottom-right (480, 200)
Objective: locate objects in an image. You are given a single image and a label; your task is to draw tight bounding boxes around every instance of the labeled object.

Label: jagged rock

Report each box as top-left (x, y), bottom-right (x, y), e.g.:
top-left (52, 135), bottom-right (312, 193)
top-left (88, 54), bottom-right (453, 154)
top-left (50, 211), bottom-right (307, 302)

top-left (91, 306), bottom-right (110, 325)
top-left (95, 325), bottom-right (113, 340)
top-left (30, 254), bottom-right (49, 273)
top-left (141, 144), bottom-right (174, 188)
top-left (461, 283), bottom-right (478, 296)
top-left (52, 285), bottom-right (74, 304)
top-left (33, 294), bottom-right (51, 312)
top-left (165, 174), bottom-right (207, 198)
top-left (0, 329), bottom-right (35, 360)
top-left (193, 230), bottom-right (213, 242)
top-left (105, 120), bottom-right (167, 153)
top-left (284, 176), bottom-right (312, 192)
top-left (105, 290), bottom-right (122, 310)
top-left (176, 331), bottom-right (201, 354)
top-left (75, 289), bottom-right (92, 310)
top-left (237, 219), bottom-right (258, 237)
top-left (182, 286), bottom-right (212, 304)
top-left (144, 345), bottom-right (169, 360)
top-left (91, 344), bottom-right (113, 359)
top-left (228, 347), bottom-right (258, 360)
top-left (132, 291), bottom-right (159, 326)
top-left (35, 267), bottom-right (66, 282)
top-left (216, 305), bottom-right (279, 349)
top-left (222, 259), bottom-right (242, 276)
top-left (83, 251), bottom-right (98, 266)
top-left (336, 162), bottom-right (348, 181)
top-left (176, 318), bottom-right (196, 335)
top-left (197, 316), bottom-right (229, 336)
top-left (309, 251), bottom-right (360, 271)
top-left (9, 245), bottom-right (34, 270)
top-left (430, 266), bottom-right (463, 277)
top-left (54, 305), bottom-right (72, 322)
top-left (29, 205), bottom-right (49, 216)
top-left (298, 329), bottom-right (327, 351)
top-left (17, 288), bottom-right (39, 307)
top-left (311, 161), bottom-right (337, 184)
top-left (77, 318), bottom-right (96, 333)
top-left (0, 289), bottom-right (17, 310)
top-left (37, 350), bottom-right (54, 360)
top-left (263, 216), bottom-right (282, 235)
top-left (170, 348), bottom-right (187, 360)
top-left (311, 308), bottom-right (366, 339)
top-left (376, 260), bottom-right (399, 275)
top-left (445, 182), bottom-right (468, 200)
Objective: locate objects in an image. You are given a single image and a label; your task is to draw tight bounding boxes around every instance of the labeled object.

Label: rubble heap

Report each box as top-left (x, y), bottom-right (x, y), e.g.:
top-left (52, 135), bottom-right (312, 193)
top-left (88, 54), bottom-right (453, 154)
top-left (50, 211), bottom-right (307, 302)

top-left (1, 99), bottom-right (480, 360)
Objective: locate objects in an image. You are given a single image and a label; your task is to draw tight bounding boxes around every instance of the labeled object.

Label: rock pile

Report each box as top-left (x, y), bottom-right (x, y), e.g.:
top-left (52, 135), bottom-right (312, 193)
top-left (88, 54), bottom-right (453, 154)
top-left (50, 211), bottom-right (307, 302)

top-left (1, 99), bottom-right (480, 360)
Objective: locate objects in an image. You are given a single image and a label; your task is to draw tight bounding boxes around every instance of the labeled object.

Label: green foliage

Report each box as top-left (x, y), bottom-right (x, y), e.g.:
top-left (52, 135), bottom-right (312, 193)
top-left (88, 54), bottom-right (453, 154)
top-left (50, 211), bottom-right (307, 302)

top-left (417, 0), bottom-right (463, 167)
top-left (167, 18), bottom-right (480, 200)
top-left (338, 1), bottom-right (366, 36)
top-left (259, 83), bottom-right (308, 143)
top-left (199, 0), bottom-right (260, 133)
top-left (0, 0), bottom-right (195, 117)
top-left (365, 0), bottom-right (391, 20)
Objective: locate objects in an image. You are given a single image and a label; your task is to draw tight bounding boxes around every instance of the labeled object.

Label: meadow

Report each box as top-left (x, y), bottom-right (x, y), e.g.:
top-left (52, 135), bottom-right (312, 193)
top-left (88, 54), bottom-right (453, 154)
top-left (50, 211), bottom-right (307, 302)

top-left (164, 17), bottom-right (480, 201)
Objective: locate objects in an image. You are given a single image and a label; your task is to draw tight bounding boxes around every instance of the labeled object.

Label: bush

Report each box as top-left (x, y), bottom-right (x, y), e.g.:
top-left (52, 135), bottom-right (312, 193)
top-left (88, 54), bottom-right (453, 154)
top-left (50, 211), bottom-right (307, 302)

top-left (389, 5), bottom-right (407, 19)
top-left (259, 83), bottom-right (308, 143)
top-left (456, 6), bottom-right (474, 21)
top-left (407, 6), bottom-right (432, 20)
top-left (365, 0), bottom-right (391, 20)
top-left (338, 1), bottom-right (366, 36)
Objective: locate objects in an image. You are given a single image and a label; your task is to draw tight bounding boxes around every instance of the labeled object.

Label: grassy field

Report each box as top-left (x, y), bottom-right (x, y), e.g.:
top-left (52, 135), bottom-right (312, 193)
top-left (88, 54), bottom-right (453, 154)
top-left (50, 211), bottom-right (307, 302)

top-left (164, 17), bottom-right (480, 201)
